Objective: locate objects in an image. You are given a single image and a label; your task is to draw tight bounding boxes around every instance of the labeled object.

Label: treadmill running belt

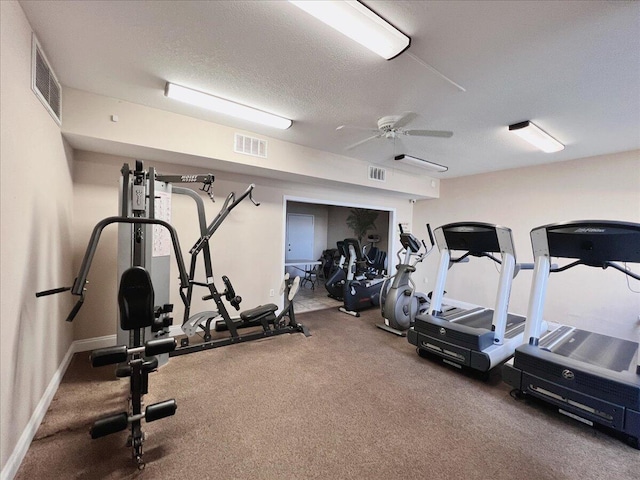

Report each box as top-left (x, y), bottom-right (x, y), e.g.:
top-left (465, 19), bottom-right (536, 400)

top-left (551, 329), bottom-right (638, 373)
top-left (453, 310), bottom-right (525, 331)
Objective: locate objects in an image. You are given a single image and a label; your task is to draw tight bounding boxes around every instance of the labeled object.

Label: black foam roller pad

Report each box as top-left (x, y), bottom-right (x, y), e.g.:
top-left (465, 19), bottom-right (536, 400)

top-left (144, 337), bottom-right (176, 356)
top-left (90, 412), bottom-right (128, 439)
top-left (90, 345), bottom-right (128, 367)
top-left (145, 399), bottom-right (177, 422)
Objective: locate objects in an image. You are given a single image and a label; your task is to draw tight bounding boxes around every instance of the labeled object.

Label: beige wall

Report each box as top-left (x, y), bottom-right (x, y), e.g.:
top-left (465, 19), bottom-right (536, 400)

top-left (62, 88), bottom-right (440, 200)
top-left (412, 150), bottom-right (640, 339)
top-left (72, 151), bottom-right (412, 340)
top-left (0, 1), bottom-right (75, 471)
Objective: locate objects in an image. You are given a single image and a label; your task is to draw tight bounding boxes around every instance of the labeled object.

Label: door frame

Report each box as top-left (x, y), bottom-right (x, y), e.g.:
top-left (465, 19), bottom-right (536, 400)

top-left (283, 195), bottom-right (397, 277)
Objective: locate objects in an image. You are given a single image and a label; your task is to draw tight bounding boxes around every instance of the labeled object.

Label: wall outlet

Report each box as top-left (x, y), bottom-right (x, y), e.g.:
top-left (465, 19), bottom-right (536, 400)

top-left (269, 289), bottom-right (275, 297)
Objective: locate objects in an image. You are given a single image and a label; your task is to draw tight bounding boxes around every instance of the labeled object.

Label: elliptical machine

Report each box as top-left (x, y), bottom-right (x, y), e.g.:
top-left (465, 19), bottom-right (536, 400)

top-left (339, 238), bottom-right (386, 317)
top-left (324, 240), bottom-right (349, 300)
top-left (377, 224), bottom-right (435, 336)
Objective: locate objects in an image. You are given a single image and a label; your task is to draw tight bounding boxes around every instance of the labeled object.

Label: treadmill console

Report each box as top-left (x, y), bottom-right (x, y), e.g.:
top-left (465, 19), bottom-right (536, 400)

top-left (539, 220), bottom-right (640, 265)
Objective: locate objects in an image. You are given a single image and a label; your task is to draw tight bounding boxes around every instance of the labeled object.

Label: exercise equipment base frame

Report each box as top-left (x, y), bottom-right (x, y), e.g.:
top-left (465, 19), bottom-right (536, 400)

top-left (171, 324), bottom-right (311, 356)
top-left (504, 354), bottom-right (640, 450)
top-left (376, 323), bottom-right (407, 337)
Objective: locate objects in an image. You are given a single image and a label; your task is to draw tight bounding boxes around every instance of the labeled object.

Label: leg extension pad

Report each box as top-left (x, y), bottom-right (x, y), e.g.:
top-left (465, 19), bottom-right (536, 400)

top-left (145, 337), bottom-right (176, 356)
top-left (145, 399), bottom-right (177, 422)
top-left (90, 412), bottom-right (128, 439)
top-left (90, 346), bottom-right (128, 368)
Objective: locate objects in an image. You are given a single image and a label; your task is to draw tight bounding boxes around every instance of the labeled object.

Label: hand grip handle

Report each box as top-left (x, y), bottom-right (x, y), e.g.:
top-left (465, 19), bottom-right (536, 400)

top-left (65, 297), bottom-right (85, 322)
top-left (35, 286), bottom-right (71, 297)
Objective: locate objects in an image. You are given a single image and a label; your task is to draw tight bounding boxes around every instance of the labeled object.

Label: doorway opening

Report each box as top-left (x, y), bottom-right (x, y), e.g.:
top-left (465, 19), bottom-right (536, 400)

top-left (283, 196), bottom-right (395, 312)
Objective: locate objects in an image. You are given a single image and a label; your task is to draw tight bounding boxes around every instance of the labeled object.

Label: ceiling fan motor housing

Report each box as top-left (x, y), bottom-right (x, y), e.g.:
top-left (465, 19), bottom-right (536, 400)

top-left (377, 115), bottom-right (402, 131)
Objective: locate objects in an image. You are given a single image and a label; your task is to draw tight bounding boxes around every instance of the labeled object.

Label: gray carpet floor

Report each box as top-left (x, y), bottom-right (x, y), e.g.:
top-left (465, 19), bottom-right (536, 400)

top-left (14, 306), bottom-right (640, 479)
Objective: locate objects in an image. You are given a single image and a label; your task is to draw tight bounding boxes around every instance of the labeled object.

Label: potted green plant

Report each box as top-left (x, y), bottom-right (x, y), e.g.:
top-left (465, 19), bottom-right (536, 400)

top-left (346, 208), bottom-right (379, 244)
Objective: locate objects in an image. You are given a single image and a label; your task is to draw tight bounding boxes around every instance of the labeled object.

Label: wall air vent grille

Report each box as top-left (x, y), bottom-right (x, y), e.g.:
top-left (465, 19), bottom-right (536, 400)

top-left (234, 133), bottom-right (267, 158)
top-left (368, 166), bottom-right (386, 182)
top-left (31, 34), bottom-right (61, 125)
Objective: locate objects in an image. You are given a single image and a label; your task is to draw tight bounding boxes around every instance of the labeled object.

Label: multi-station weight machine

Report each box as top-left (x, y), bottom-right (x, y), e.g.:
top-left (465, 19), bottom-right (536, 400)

top-left (36, 160), bottom-right (309, 467)
top-left (118, 160), bottom-right (310, 354)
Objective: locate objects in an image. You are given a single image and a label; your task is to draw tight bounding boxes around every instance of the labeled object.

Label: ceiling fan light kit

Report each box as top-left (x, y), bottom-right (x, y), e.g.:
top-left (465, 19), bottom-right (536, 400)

top-left (395, 154), bottom-right (448, 173)
top-left (289, 0), bottom-right (410, 60)
top-left (508, 121), bottom-right (564, 153)
top-left (164, 82), bottom-right (292, 130)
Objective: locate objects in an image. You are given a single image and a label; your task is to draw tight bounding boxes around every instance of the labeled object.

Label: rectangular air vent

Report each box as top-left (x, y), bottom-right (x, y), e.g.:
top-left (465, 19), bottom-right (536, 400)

top-left (368, 165), bottom-right (386, 182)
top-left (31, 34), bottom-right (61, 125)
top-left (234, 133), bottom-right (267, 158)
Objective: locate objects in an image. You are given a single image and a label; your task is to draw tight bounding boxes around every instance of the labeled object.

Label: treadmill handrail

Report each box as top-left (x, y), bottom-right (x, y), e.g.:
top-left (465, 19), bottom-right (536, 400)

top-left (549, 259), bottom-right (640, 281)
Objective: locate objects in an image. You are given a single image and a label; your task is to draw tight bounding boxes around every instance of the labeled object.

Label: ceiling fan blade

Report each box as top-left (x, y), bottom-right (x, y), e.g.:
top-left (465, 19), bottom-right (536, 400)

top-left (337, 124), bottom-right (378, 132)
top-left (392, 112), bottom-right (418, 129)
top-left (345, 134), bottom-right (382, 150)
top-left (405, 129), bottom-right (453, 138)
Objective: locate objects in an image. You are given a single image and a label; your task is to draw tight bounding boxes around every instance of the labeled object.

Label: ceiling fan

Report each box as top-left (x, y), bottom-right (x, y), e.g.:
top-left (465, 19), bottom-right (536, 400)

top-left (337, 112), bottom-right (453, 150)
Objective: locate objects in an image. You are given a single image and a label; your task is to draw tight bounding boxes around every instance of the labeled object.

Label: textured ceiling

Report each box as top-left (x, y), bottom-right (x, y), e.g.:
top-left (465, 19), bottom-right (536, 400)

top-left (19, 0), bottom-right (640, 178)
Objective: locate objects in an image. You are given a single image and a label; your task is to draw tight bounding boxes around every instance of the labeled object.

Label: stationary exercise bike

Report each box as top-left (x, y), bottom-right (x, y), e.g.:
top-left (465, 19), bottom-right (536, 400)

top-left (324, 240), bottom-right (349, 300)
top-left (339, 238), bottom-right (386, 317)
top-left (377, 224), bottom-right (435, 336)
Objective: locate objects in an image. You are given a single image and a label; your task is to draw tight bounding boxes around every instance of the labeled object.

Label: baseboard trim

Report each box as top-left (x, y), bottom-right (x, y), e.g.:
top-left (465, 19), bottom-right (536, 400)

top-left (1, 327), bottom-right (186, 480)
top-left (0, 342), bottom-right (75, 480)
top-left (72, 333), bottom-right (117, 353)
top-left (73, 328), bottom-right (184, 354)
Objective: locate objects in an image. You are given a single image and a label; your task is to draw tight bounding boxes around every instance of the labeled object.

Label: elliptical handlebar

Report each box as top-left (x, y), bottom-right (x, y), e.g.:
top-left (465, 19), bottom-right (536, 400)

top-left (426, 223), bottom-right (435, 248)
top-left (396, 223), bottom-right (435, 267)
top-left (414, 224), bottom-right (435, 266)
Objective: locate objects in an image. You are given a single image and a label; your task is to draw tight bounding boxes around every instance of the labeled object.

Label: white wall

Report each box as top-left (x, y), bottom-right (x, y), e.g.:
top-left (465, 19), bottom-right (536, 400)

top-left (72, 151), bottom-right (413, 340)
top-left (0, 1), bottom-right (75, 473)
top-left (412, 150), bottom-right (640, 340)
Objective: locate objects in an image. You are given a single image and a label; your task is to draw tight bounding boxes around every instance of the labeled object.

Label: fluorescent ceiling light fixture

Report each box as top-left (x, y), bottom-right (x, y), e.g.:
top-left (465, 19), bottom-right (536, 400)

top-left (508, 121), bottom-right (564, 153)
top-left (289, 0), bottom-right (410, 60)
top-left (164, 82), bottom-right (292, 130)
top-left (395, 154), bottom-right (448, 172)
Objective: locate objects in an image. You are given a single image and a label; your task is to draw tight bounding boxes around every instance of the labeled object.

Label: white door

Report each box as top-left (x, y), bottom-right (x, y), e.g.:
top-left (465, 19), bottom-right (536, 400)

top-left (286, 214), bottom-right (314, 261)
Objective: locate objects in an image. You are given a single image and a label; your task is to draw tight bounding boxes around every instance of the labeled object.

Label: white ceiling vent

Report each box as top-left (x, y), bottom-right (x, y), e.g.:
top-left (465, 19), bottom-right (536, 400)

top-left (31, 34), bottom-right (61, 125)
top-left (368, 165), bottom-right (386, 182)
top-left (234, 133), bottom-right (267, 158)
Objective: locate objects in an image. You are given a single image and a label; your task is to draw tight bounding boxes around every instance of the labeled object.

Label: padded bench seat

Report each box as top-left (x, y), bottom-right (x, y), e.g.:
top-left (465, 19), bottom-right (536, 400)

top-left (240, 304), bottom-right (278, 322)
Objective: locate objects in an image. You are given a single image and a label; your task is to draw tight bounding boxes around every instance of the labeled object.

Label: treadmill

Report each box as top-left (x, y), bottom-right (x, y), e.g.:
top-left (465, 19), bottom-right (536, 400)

top-left (408, 222), bottom-right (537, 372)
top-left (503, 220), bottom-right (640, 448)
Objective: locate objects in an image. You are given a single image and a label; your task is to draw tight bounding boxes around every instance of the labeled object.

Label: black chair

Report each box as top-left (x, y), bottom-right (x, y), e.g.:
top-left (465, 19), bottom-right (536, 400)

top-left (301, 263), bottom-right (320, 289)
